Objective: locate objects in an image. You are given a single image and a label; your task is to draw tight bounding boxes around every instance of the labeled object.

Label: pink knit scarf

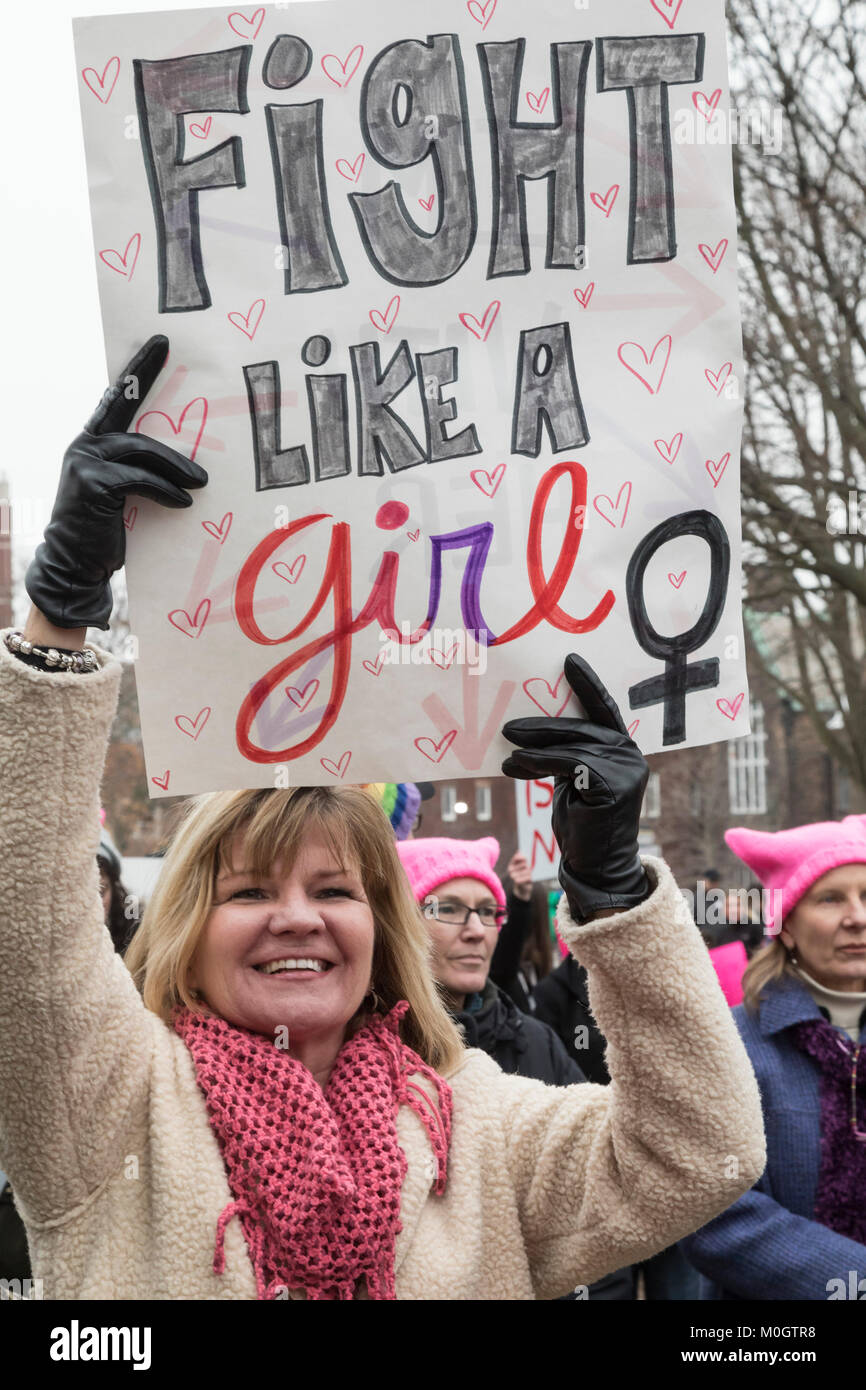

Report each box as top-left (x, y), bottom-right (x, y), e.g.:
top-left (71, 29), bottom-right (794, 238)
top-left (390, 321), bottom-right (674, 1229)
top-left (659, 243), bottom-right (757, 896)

top-left (172, 1001), bottom-right (452, 1300)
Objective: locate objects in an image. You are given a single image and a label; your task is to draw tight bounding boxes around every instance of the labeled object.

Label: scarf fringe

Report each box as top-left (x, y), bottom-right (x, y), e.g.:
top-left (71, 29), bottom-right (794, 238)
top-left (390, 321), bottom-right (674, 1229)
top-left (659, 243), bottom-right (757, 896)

top-left (175, 1002), bottom-right (452, 1301)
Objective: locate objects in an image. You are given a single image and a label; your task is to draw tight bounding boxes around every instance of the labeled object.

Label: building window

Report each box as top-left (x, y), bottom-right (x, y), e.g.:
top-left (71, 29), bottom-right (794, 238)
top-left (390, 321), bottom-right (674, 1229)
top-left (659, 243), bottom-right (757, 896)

top-left (727, 703), bottom-right (768, 815)
top-left (837, 768), bottom-right (851, 815)
top-left (441, 784), bottom-right (457, 823)
top-left (642, 772), bottom-right (661, 819)
top-left (476, 783), bottom-right (492, 821)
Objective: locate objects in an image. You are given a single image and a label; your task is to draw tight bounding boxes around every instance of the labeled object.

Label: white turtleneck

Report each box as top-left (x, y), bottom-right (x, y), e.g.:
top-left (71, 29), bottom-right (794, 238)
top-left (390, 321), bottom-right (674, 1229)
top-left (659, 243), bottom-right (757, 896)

top-left (794, 965), bottom-right (866, 1043)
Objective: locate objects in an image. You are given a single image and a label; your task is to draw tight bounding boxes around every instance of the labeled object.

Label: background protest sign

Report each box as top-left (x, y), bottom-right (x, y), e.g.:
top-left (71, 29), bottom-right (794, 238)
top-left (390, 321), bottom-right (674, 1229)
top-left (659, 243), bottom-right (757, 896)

top-left (73, 0), bottom-right (747, 796)
top-left (514, 778), bottom-right (560, 882)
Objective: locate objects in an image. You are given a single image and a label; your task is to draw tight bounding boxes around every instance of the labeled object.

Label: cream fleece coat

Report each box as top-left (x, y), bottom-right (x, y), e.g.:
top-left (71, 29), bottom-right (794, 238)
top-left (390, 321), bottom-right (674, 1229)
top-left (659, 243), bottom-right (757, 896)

top-left (0, 632), bottom-right (765, 1300)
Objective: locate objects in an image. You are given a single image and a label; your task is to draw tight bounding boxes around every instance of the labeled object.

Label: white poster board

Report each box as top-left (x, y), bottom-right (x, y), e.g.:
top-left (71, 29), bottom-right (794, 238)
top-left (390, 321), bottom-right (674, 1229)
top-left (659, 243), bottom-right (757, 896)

top-left (514, 777), bottom-right (560, 882)
top-left (73, 0), bottom-right (748, 795)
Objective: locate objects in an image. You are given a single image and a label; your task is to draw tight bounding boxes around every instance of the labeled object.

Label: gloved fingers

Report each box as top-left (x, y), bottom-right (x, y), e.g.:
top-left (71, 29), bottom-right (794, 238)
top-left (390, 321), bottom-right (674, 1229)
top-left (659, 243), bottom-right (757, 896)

top-left (93, 432), bottom-right (209, 489)
top-left (563, 654), bottom-right (629, 737)
top-left (84, 336), bottom-right (170, 436)
top-left (100, 462), bottom-right (199, 508)
top-left (501, 744), bottom-right (610, 784)
top-left (502, 716), bottom-right (624, 750)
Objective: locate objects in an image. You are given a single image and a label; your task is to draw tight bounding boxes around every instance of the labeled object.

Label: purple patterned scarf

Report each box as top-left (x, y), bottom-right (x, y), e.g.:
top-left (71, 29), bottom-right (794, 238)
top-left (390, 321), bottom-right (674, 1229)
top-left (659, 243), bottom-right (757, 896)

top-left (790, 1017), bottom-right (866, 1243)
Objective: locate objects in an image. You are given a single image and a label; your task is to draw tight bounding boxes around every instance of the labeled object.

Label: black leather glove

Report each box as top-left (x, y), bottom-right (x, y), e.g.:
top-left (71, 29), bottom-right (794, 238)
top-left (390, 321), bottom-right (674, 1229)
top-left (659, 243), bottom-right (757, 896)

top-left (25, 336), bottom-right (208, 630)
top-left (501, 654), bottom-right (650, 924)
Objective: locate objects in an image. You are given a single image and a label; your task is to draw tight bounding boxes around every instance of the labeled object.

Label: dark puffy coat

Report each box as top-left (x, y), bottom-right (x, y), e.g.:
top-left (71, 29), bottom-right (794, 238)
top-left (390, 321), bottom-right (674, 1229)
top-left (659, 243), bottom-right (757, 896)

top-left (453, 978), bottom-right (585, 1085)
top-left (532, 956), bottom-right (611, 1086)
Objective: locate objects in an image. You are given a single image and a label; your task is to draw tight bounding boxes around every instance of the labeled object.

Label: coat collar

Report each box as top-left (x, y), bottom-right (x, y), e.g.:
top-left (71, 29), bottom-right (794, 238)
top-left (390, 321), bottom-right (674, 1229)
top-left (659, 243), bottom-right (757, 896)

top-left (758, 976), bottom-right (825, 1036)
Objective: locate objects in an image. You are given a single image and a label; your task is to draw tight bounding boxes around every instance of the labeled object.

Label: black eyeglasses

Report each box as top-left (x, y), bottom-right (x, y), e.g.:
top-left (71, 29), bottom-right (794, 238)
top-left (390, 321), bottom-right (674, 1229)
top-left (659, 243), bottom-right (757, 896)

top-left (423, 898), bottom-right (507, 928)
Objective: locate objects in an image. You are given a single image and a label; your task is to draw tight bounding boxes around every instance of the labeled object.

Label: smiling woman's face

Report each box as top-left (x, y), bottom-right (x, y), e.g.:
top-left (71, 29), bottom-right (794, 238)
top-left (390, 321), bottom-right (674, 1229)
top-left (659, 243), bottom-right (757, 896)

top-left (189, 831), bottom-right (376, 1054)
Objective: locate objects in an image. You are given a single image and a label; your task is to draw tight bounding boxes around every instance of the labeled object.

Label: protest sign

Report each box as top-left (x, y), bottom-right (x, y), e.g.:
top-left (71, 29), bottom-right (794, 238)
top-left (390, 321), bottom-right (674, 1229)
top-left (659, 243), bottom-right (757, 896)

top-left (73, 0), bottom-right (747, 795)
top-left (514, 778), bottom-right (560, 882)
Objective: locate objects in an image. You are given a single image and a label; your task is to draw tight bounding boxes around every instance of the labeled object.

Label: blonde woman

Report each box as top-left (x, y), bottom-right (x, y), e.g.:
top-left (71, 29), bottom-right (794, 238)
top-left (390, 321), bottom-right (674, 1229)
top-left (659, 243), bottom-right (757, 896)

top-left (682, 819), bottom-right (866, 1300)
top-left (0, 339), bottom-right (765, 1300)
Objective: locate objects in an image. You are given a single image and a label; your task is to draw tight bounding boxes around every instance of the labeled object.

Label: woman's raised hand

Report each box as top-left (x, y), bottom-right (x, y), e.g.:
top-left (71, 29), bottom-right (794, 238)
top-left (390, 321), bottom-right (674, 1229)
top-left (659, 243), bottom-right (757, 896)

top-left (25, 336), bottom-right (208, 631)
top-left (501, 654), bottom-right (650, 923)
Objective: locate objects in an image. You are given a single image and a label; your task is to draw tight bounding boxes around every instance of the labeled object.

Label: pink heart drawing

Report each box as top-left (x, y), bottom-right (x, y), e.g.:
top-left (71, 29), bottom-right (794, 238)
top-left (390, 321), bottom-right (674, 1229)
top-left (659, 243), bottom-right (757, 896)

top-left (369, 295), bottom-right (400, 334)
top-left (693, 89), bottom-right (723, 122)
top-left (320, 750), bottom-right (352, 778)
top-left (151, 770), bottom-right (171, 791)
top-left (174, 707), bottom-right (211, 741)
top-left (98, 233), bottom-right (140, 280)
top-left (167, 598), bottom-right (211, 639)
top-left (363, 653), bottom-right (385, 677)
top-left (137, 397), bottom-right (208, 462)
top-left (650, 0), bottom-right (683, 26)
top-left (227, 298), bottom-right (265, 340)
top-left (414, 729), bottom-right (458, 763)
top-left (272, 556), bottom-right (306, 584)
top-left (627, 719), bottom-right (640, 738)
top-left (523, 674), bottom-right (572, 718)
top-left (668, 571), bottom-right (687, 589)
top-left (286, 679), bottom-right (319, 712)
top-left (467, 0), bottom-right (497, 29)
top-left (717, 693), bottom-right (745, 722)
top-left (419, 193), bottom-right (435, 212)
top-left (618, 336), bottom-right (672, 395)
top-left (654, 433), bottom-right (683, 464)
top-left (705, 453), bottom-right (731, 488)
top-left (573, 283), bottom-right (595, 309)
top-left (81, 57), bottom-right (120, 104)
top-left (336, 152), bottom-right (365, 182)
top-left (407, 529), bottom-right (421, 542)
top-left (202, 512), bottom-right (232, 544)
top-left (430, 644), bottom-right (460, 670)
top-left (593, 481), bottom-right (633, 529)
top-left (459, 301), bottom-right (501, 342)
top-left (123, 507), bottom-right (137, 531)
top-left (470, 463), bottom-right (506, 498)
top-left (526, 88), bottom-right (550, 114)
top-left (228, 8), bottom-right (265, 39)
top-left (590, 185), bottom-right (619, 217)
top-left (189, 117), bottom-right (213, 139)
top-left (699, 238), bottom-right (729, 274)
top-left (705, 362), bottom-right (733, 395)
top-left (321, 46), bottom-right (364, 88)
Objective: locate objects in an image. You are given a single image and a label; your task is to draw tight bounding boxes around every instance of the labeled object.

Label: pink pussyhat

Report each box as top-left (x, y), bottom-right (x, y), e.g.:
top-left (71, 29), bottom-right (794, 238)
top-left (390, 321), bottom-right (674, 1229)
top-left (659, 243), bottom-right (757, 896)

top-left (709, 940), bottom-right (747, 1007)
top-left (395, 836), bottom-right (506, 921)
top-left (725, 816), bottom-right (866, 931)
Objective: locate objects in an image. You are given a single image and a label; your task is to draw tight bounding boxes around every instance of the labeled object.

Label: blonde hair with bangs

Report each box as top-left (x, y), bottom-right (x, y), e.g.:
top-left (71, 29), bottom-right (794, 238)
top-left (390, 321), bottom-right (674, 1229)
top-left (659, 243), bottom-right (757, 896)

top-left (124, 786), bottom-right (464, 1075)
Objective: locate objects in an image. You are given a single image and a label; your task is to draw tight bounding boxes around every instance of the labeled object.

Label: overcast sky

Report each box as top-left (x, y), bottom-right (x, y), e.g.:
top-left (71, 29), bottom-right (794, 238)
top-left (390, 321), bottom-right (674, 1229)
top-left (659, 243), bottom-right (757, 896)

top-left (1, 0), bottom-right (313, 561)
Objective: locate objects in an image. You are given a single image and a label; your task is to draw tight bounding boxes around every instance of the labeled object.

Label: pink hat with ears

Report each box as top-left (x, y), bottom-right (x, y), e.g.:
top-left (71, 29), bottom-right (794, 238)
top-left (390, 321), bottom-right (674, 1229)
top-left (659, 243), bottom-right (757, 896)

top-left (395, 836), bottom-right (506, 914)
top-left (725, 816), bottom-right (866, 931)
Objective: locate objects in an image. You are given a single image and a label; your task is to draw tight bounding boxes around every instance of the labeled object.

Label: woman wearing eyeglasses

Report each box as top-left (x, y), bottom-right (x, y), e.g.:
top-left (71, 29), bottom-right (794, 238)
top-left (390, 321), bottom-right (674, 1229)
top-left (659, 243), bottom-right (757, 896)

top-left (396, 837), bottom-right (582, 1087)
top-left (680, 819), bottom-right (866, 1300)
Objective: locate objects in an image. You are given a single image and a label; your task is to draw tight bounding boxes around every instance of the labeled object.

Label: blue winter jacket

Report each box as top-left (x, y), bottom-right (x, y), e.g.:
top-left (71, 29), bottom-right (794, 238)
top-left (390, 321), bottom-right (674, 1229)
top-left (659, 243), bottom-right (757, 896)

top-left (680, 976), bottom-right (866, 1300)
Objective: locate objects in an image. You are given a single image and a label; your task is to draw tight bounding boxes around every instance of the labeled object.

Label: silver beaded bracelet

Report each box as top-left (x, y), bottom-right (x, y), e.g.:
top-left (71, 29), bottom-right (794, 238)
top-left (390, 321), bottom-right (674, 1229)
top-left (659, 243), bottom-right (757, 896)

top-left (4, 630), bottom-right (99, 674)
